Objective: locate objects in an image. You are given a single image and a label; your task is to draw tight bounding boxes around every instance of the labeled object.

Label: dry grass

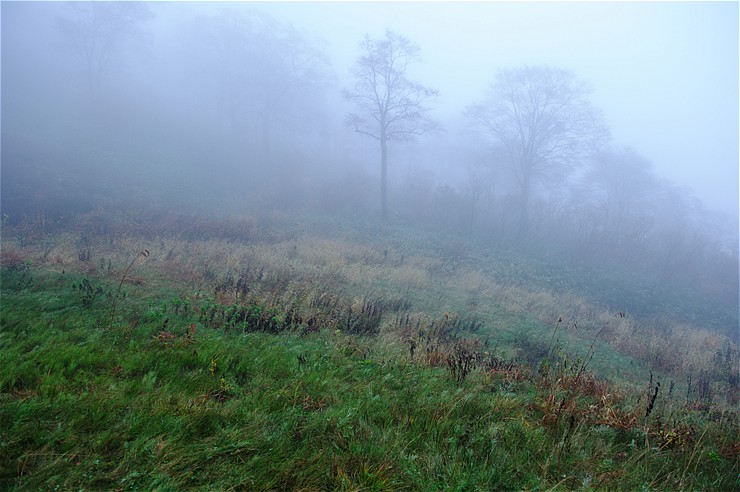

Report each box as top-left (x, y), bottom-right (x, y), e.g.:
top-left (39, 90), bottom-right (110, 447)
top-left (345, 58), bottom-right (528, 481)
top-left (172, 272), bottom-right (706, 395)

top-left (2, 218), bottom-right (737, 408)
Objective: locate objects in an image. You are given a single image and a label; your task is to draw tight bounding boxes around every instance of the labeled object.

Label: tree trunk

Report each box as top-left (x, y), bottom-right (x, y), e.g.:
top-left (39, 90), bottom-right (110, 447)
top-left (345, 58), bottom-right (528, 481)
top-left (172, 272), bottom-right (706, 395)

top-left (380, 132), bottom-right (388, 221)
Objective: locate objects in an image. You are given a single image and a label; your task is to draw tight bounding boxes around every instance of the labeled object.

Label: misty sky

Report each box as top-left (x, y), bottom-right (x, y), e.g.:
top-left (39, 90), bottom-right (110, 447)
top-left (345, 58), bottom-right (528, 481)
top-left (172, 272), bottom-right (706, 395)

top-left (244, 0), bottom-right (738, 216)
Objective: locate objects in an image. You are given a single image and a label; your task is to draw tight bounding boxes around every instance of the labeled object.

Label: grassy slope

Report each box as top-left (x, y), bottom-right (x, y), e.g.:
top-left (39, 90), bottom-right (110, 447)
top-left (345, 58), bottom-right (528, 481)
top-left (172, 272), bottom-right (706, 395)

top-left (1, 218), bottom-right (738, 490)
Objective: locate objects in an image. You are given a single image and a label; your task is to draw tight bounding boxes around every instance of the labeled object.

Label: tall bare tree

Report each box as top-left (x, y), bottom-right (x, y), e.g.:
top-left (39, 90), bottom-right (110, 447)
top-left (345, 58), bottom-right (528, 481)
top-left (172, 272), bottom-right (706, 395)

top-left (187, 9), bottom-right (328, 162)
top-left (467, 65), bottom-right (607, 240)
top-left (56, 1), bottom-right (151, 97)
top-left (343, 30), bottom-right (438, 221)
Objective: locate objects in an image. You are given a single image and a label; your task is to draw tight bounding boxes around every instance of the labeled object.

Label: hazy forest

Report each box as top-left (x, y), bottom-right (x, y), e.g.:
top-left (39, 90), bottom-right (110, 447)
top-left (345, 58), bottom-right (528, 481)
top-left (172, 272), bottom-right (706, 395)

top-left (1, 2), bottom-right (738, 490)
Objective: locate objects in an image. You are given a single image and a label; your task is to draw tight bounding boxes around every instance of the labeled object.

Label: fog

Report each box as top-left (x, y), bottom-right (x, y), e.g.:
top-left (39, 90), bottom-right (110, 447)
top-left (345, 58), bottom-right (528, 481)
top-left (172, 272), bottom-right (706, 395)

top-left (4, 2), bottom-right (738, 207)
top-left (257, 1), bottom-right (739, 215)
top-left (2, 1), bottom-right (738, 333)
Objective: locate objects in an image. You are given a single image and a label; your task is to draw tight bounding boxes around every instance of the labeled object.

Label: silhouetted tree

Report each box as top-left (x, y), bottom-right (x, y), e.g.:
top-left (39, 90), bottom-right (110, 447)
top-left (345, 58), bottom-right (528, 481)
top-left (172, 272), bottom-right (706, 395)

top-left (56, 1), bottom-right (151, 97)
top-left (462, 144), bottom-right (502, 237)
top-left (467, 65), bottom-right (607, 240)
top-left (188, 10), bottom-right (329, 163)
top-left (651, 182), bottom-right (703, 278)
top-left (586, 147), bottom-right (657, 254)
top-left (343, 30), bottom-right (438, 221)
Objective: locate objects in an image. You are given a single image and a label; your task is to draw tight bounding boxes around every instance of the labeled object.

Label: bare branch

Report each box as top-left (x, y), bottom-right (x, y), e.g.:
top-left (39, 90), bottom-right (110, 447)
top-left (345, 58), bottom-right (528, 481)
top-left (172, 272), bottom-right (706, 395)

top-left (465, 65), bottom-right (609, 239)
top-left (343, 30), bottom-right (438, 220)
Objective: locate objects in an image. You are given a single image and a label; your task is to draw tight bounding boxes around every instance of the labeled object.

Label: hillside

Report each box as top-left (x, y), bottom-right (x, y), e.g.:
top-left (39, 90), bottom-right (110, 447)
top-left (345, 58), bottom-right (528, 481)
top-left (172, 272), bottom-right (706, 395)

top-left (1, 212), bottom-right (738, 490)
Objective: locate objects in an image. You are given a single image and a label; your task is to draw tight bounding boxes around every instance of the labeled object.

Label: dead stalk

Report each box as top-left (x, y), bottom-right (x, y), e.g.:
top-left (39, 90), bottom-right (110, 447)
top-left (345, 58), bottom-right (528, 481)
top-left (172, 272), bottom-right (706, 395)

top-left (109, 249), bottom-right (149, 326)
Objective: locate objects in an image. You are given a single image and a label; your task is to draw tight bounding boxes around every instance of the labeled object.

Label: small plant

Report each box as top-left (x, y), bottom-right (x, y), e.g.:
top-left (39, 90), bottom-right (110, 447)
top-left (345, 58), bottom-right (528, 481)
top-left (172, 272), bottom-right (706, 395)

top-left (73, 277), bottom-right (104, 307)
top-left (654, 420), bottom-right (696, 450)
top-left (344, 297), bottom-right (383, 336)
top-left (185, 323), bottom-right (197, 343)
top-left (199, 358), bottom-right (232, 403)
top-left (645, 378), bottom-right (660, 419)
top-left (199, 381), bottom-right (232, 403)
top-left (152, 330), bottom-right (176, 348)
top-left (545, 316), bottom-right (564, 354)
top-left (446, 339), bottom-right (481, 383)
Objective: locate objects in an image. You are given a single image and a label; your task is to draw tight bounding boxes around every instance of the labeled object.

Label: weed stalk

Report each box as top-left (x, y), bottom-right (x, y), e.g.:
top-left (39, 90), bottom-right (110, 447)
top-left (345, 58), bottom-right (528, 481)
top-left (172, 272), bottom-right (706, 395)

top-left (109, 249), bottom-right (149, 327)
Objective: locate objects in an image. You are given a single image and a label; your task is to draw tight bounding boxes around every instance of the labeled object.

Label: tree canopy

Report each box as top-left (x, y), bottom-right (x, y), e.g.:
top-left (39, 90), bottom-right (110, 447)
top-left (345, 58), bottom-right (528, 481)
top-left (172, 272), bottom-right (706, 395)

top-left (343, 30), bottom-right (438, 220)
top-left (467, 65), bottom-right (608, 239)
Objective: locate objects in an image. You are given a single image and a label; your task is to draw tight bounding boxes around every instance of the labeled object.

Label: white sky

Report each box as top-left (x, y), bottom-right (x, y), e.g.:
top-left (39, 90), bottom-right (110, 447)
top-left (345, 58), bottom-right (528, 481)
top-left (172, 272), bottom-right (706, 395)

top-left (250, 0), bottom-right (739, 216)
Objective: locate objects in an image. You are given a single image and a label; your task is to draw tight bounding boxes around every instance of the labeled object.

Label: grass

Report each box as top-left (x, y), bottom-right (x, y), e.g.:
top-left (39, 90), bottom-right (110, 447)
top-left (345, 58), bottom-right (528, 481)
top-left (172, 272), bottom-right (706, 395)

top-left (1, 212), bottom-right (738, 490)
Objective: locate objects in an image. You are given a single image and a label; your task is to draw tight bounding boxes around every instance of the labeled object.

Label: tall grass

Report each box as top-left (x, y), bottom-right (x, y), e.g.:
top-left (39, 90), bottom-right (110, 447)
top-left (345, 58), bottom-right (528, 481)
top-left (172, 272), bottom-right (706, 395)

top-left (1, 212), bottom-right (738, 490)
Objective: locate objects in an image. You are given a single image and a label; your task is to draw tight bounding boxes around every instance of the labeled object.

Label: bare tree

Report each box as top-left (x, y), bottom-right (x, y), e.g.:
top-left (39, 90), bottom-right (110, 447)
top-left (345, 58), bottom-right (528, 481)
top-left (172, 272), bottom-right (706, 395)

top-left (252, 21), bottom-right (329, 163)
top-left (585, 147), bottom-right (657, 252)
top-left (467, 65), bottom-right (607, 240)
top-left (462, 143), bottom-right (501, 237)
top-left (56, 1), bottom-right (151, 97)
top-left (187, 9), bottom-right (329, 162)
top-left (343, 30), bottom-right (438, 221)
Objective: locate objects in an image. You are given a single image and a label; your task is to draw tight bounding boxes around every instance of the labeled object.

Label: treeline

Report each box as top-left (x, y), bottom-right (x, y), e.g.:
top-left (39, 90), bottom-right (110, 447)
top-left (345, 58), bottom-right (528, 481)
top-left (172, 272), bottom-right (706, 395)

top-left (2, 3), bottom-right (737, 334)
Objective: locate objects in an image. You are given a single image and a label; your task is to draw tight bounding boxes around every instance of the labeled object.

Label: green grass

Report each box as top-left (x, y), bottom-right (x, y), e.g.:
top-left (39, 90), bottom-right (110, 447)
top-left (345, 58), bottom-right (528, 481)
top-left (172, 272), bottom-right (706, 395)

top-left (1, 259), bottom-right (738, 491)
